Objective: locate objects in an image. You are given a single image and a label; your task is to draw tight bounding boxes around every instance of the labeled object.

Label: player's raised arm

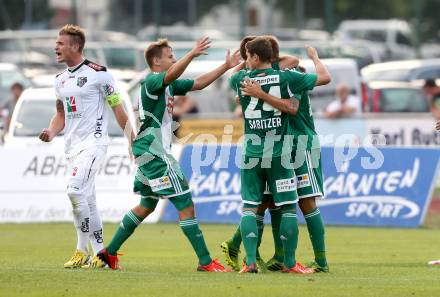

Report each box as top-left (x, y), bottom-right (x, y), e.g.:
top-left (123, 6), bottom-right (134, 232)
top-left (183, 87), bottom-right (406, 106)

top-left (191, 49), bottom-right (240, 91)
top-left (240, 79), bottom-right (299, 115)
top-left (39, 98), bottom-right (65, 142)
top-left (163, 37), bottom-right (211, 86)
top-left (306, 45), bottom-right (331, 86)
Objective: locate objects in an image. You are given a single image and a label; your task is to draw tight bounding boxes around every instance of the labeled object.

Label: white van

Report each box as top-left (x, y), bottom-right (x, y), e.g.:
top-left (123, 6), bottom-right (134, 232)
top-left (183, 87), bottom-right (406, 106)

top-left (4, 86), bottom-right (136, 148)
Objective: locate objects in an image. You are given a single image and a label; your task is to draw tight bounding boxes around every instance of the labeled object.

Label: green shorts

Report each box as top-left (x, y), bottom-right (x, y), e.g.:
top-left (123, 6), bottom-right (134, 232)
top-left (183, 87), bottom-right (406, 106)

top-left (133, 153), bottom-right (191, 200)
top-left (241, 155), bottom-right (298, 207)
top-left (293, 148), bottom-right (324, 199)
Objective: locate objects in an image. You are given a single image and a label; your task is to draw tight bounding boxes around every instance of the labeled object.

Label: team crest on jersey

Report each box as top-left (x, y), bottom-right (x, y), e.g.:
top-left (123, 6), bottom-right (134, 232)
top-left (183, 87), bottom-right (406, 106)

top-left (77, 77), bottom-right (87, 87)
top-left (167, 97), bottom-right (174, 114)
top-left (103, 84), bottom-right (115, 96)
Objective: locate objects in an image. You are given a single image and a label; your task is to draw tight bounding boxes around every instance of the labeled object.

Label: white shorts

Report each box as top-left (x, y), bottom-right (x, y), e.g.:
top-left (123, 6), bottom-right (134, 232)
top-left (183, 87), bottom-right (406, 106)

top-left (66, 146), bottom-right (107, 197)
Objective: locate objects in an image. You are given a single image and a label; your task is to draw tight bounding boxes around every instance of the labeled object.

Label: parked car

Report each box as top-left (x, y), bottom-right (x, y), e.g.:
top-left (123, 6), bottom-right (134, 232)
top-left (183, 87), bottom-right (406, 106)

top-left (282, 40), bottom-right (382, 69)
top-left (362, 81), bottom-right (429, 112)
top-left (336, 19), bottom-right (415, 61)
top-left (361, 59), bottom-right (440, 83)
top-left (4, 86), bottom-right (136, 148)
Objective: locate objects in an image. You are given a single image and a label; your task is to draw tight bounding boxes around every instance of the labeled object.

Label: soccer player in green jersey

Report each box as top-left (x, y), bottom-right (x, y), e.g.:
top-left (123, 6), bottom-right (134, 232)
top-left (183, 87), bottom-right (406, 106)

top-left (222, 35), bottom-right (299, 272)
top-left (240, 46), bottom-right (331, 273)
top-left (97, 38), bottom-right (240, 271)
top-left (229, 37), bottom-right (320, 273)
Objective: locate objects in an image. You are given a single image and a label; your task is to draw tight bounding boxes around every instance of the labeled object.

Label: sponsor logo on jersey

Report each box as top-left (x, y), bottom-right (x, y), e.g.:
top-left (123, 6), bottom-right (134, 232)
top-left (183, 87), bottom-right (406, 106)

top-left (167, 96), bottom-right (174, 114)
top-left (250, 75), bottom-right (279, 86)
top-left (103, 84), bottom-right (115, 96)
top-left (65, 96), bottom-right (77, 112)
top-left (94, 116), bottom-right (103, 138)
top-left (149, 175), bottom-right (172, 192)
top-left (297, 174), bottom-right (311, 188)
top-left (77, 77), bottom-right (87, 87)
top-left (72, 166), bottom-right (78, 176)
top-left (276, 178), bottom-right (297, 193)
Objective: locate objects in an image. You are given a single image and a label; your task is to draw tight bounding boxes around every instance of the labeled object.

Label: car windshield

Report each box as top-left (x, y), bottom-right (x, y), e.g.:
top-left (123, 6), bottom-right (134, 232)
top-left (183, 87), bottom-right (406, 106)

top-left (347, 29), bottom-right (387, 42)
top-left (363, 69), bottom-right (411, 82)
top-left (13, 99), bottom-right (127, 137)
top-left (102, 47), bottom-right (138, 69)
top-left (380, 88), bottom-right (429, 112)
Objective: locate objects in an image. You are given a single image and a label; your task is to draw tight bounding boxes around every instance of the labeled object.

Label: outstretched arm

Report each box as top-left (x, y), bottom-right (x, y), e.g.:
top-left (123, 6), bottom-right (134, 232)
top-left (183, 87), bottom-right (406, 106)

top-left (39, 99), bottom-right (65, 142)
top-left (163, 37), bottom-right (211, 86)
top-left (306, 46), bottom-right (331, 86)
top-left (191, 49), bottom-right (240, 91)
top-left (240, 79), bottom-right (299, 115)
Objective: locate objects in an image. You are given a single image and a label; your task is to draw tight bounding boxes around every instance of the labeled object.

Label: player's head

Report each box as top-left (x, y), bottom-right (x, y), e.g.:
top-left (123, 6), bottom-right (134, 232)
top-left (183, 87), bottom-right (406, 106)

top-left (55, 24), bottom-right (85, 64)
top-left (145, 39), bottom-right (176, 71)
top-left (262, 35), bottom-right (280, 63)
top-left (245, 37), bottom-right (273, 70)
top-left (423, 78), bottom-right (439, 96)
top-left (239, 35), bottom-right (256, 60)
top-left (336, 84), bottom-right (350, 102)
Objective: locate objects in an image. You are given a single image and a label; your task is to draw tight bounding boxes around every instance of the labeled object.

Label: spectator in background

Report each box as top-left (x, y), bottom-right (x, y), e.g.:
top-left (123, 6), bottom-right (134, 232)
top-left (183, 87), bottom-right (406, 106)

top-left (423, 79), bottom-right (440, 120)
top-left (172, 95), bottom-right (199, 122)
top-left (0, 82), bottom-right (24, 131)
top-left (324, 84), bottom-right (360, 118)
top-left (172, 95), bottom-right (199, 137)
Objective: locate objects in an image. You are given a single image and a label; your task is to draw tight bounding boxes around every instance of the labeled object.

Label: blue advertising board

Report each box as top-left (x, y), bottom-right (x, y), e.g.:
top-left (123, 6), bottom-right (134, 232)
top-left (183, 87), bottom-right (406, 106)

top-left (161, 145), bottom-right (440, 227)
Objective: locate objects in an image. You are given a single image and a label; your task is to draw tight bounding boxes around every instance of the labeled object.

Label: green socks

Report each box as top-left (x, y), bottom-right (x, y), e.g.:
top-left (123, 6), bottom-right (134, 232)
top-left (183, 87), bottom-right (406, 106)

top-left (240, 210), bottom-right (258, 266)
top-left (269, 207), bottom-right (284, 261)
top-left (280, 207), bottom-right (299, 269)
top-left (256, 213), bottom-right (265, 258)
top-left (230, 225), bottom-right (242, 249)
top-left (304, 208), bottom-right (327, 267)
top-left (180, 218), bottom-right (212, 266)
top-left (107, 210), bottom-right (143, 255)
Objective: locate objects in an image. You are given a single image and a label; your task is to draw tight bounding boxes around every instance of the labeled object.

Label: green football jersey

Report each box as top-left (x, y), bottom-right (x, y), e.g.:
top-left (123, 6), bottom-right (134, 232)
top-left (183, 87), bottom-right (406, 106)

top-left (230, 67), bottom-right (314, 157)
top-left (133, 72), bottom-right (194, 156)
top-left (284, 69), bottom-right (319, 150)
top-left (290, 90), bottom-right (320, 150)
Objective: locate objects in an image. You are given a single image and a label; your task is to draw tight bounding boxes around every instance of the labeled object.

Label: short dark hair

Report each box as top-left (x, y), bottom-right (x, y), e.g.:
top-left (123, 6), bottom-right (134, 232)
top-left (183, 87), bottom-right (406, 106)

top-left (145, 39), bottom-right (171, 68)
top-left (59, 24), bottom-right (86, 52)
top-left (245, 37), bottom-right (273, 63)
top-left (239, 36), bottom-right (256, 60)
top-left (424, 78), bottom-right (437, 88)
top-left (262, 35), bottom-right (280, 62)
top-left (10, 82), bottom-right (24, 91)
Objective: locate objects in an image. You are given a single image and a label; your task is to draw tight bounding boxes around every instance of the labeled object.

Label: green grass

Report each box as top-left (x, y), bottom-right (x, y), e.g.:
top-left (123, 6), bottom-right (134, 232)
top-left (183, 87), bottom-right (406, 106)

top-left (1, 223), bottom-right (440, 297)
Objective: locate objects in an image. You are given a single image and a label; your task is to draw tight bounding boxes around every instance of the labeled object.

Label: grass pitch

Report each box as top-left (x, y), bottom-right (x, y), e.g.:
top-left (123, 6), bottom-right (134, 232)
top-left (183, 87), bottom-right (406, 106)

top-left (1, 223), bottom-right (440, 297)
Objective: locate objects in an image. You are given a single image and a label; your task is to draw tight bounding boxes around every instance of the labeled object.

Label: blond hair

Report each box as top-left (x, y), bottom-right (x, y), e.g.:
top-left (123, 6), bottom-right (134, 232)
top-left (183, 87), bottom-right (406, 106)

top-left (59, 24), bottom-right (86, 52)
top-left (144, 39), bottom-right (171, 68)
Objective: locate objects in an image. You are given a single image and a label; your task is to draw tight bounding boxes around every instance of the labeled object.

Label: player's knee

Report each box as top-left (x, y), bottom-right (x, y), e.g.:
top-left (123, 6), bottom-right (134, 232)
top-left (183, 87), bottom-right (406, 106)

top-left (280, 203), bottom-right (296, 214)
top-left (132, 204), bottom-right (154, 219)
top-left (67, 192), bottom-right (88, 215)
top-left (298, 197), bottom-right (317, 213)
top-left (243, 203), bottom-right (258, 213)
top-left (170, 193), bottom-right (193, 212)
